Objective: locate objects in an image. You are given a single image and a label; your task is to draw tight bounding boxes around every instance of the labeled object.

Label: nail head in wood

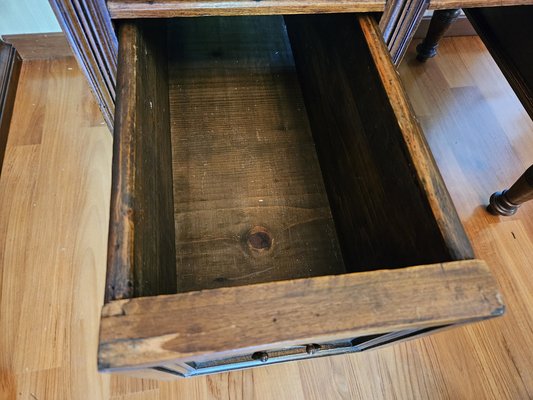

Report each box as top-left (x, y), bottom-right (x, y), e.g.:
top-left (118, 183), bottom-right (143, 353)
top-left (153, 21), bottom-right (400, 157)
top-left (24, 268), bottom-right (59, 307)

top-left (306, 344), bottom-right (321, 355)
top-left (252, 351), bottom-right (269, 362)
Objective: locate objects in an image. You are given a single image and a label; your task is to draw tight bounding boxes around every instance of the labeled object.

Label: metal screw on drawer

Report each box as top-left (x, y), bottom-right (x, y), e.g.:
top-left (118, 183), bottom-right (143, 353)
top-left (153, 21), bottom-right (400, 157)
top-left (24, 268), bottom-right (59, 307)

top-left (306, 344), bottom-right (321, 355)
top-left (252, 352), bottom-right (269, 362)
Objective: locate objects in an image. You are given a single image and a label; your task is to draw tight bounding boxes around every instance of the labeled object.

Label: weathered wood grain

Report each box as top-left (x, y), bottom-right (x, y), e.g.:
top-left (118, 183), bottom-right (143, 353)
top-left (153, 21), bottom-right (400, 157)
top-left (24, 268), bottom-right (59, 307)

top-left (49, 0), bottom-right (117, 130)
top-left (167, 16), bottom-right (344, 292)
top-left (284, 14), bottom-right (472, 271)
top-left (99, 260), bottom-right (503, 371)
top-left (430, 0), bottom-right (533, 9)
top-left (0, 39), bottom-right (22, 175)
top-left (106, 0), bottom-right (533, 18)
top-left (359, 15), bottom-right (475, 260)
top-left (2, 34), bottom-right (531, 396)
top-left (107, 0), bottom-right (386, 18)
top-left (98, 14), bottom-right (492, 376)
top-left (105, 21), bottom-right (176, 301)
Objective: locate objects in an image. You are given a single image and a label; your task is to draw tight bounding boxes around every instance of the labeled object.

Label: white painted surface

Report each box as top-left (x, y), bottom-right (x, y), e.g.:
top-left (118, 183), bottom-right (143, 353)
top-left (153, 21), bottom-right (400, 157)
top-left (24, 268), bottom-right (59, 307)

top-left (0, 0), bottom-right (61, 36)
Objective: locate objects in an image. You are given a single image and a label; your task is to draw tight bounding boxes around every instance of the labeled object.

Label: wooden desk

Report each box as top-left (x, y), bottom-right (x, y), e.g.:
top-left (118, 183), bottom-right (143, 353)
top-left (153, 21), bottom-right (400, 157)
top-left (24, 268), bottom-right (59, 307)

top-left (47, 0), bottom-right (533, 131)
top-left (40, 0), bottom-right (525, 380)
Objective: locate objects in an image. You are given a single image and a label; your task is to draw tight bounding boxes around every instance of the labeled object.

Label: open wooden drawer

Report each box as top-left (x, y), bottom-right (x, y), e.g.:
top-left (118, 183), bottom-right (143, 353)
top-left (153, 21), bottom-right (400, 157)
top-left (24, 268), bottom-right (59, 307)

top-left (99, 13), bottom-right (504, 378)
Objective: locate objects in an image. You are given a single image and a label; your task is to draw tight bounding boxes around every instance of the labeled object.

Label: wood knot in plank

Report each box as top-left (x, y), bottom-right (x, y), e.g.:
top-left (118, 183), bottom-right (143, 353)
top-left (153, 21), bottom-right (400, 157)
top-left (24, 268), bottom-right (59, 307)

top-left (245, 226), bottom-right (273, 255)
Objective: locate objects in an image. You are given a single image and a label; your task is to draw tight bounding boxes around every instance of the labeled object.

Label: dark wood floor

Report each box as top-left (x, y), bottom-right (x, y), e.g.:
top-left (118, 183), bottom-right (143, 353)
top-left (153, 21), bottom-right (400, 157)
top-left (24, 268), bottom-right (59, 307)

top-left (1, 36), bottom-right (532, 399)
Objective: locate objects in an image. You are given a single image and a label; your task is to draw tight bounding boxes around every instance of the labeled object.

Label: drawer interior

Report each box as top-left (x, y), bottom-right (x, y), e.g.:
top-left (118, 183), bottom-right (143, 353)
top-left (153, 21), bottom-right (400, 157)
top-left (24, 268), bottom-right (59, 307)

top-left (107, 14), bottom-right (472, 299)
top-left (100, 14), bottom-right (504, 376)
top-left (170, 16), bottom-right (348, 293)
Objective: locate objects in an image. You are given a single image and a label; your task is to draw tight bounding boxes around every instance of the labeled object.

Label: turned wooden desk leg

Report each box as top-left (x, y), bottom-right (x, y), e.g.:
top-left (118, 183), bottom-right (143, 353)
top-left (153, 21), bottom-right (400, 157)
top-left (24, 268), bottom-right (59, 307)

top-left (488, 165), bottom-right (533, 216)
top-left (416, 9), bottom-right (461, 62)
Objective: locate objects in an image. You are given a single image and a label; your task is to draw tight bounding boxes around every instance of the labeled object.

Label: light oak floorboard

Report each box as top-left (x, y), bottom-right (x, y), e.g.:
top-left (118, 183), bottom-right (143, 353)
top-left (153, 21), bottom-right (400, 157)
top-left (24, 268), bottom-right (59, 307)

top-left (0, 58), bottom-right (111, 399)
top-left (1, 36), bottom-right (533, 399)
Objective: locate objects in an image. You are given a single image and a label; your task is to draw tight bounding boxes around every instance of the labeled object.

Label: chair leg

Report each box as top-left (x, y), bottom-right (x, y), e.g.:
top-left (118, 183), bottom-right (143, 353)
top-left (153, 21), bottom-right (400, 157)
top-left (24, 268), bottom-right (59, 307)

top-left (416, 9), bottom-right (461, 62)
top-left (488, 165), bottom-right (533, 216)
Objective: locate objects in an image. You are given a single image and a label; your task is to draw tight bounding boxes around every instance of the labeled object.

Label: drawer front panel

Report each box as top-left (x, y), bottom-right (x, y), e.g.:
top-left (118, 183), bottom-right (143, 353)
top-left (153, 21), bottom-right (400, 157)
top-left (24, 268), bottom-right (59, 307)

top-left (99, 260), bottom-right (503, 376)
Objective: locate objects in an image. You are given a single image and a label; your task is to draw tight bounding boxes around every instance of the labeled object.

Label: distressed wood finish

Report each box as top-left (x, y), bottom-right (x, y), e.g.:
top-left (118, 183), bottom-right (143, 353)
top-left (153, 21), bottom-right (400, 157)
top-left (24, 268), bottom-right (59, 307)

top-left (106, 0), bottom-right (533, 18)
top-left (49, 0), bottom-right (117, 130)
top-left (2, 33), bottom-right (532, 397)
top-left (430, 0), bottom-right (533, 9)
top-left (107, 0), bottom-right (385, 18)
top-left (99, 14), bottom-right (502, 378)
top-left (0, 40), bottom-right (22, 175)
top-left (361, 14), bottom-right (474, 260)
top-left (286, 14), bottom-right (473, 265)
top-left (99, 260), bottom-right (503, 373)
top-left (49, 0), bottom-right (533, 131)
top-left (105, 21), bottom-right (176, 301)
top-left (167, 16), bottom-right (344, 292)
